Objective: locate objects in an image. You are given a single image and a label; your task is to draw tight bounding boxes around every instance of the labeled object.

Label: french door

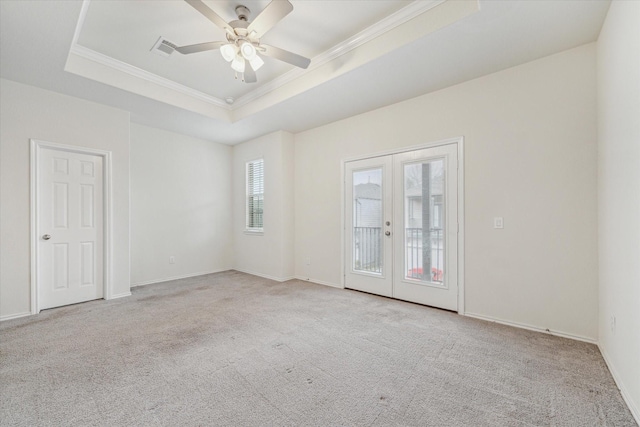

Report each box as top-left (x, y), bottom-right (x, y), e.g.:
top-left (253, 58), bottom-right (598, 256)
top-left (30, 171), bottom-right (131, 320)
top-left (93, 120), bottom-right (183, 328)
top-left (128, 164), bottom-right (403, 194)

top-left (345, 143), bottom-right (459, 311)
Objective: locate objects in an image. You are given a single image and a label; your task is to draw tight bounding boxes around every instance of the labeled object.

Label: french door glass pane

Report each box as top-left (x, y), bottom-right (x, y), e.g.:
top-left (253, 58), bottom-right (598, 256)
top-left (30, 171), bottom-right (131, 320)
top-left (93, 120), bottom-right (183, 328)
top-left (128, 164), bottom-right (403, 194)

top-left (404, 159), bottom-right (445, 283)
top-left (352, 168), bottom-right (383, 274)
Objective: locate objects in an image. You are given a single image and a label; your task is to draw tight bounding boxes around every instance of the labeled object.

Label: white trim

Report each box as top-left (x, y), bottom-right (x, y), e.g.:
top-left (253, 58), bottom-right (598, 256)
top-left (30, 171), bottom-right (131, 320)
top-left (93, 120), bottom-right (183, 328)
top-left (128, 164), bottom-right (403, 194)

top-left (30, 139), bottom-right (114, 314)
top-left (109, 292), bottom-right (132, 299)
top-left (233, 0), bottom-right (445, 108)
top-left (457, 138), bottom-right (465, 315)
top-left (69, 0), bottom-right (91, 48)
top-left (464, 312), bottom-right (598, 344)
top-left (295, 276), bottom-right (344, 289)
top-left (599, 344), bottom-right (640, 424)
top-left (340, 136), bottom-right (465, 313)
top-left (69, 44), bottom-right (229, 108)
top-left (131, 269), bottom-right (231, 287)
top-left (342, 137), bottom-right (463, 163)
top-left (340, 158), bottom-right (346, 289)
top-left (0, 312), bottom-right (33, 322)
top-left (233, 269), bottom-right (294, 283)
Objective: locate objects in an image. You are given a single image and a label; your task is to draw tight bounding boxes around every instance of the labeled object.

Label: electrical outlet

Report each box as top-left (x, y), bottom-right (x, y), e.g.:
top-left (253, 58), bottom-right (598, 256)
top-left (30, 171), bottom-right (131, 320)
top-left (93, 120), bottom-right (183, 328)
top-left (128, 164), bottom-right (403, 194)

top-left (494, 217), bottom-right (504, 229)
top-left (610, 315), bottom-right (616, 334)
top-left (169, 256), bottom-right (175, 264)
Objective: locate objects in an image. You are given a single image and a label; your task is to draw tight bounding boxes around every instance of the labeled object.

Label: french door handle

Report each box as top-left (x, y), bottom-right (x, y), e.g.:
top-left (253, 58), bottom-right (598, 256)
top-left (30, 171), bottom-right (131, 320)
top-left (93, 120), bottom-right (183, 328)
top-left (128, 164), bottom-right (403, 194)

top-left (385, 231), bottom-right (391, 236)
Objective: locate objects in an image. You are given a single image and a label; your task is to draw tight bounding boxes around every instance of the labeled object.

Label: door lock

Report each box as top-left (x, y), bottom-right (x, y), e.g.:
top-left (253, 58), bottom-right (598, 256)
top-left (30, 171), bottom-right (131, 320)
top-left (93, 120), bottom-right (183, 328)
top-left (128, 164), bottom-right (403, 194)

top-left (42, 234), bottom-right (51, 240)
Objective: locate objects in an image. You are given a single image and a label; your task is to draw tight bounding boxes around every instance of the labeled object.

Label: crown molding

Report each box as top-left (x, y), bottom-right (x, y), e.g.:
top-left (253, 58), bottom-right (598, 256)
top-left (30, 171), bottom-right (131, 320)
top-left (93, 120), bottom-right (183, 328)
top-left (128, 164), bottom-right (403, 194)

top-left (68, 0), bottom-right (445, 113)
top-left (233, 0), bottom-right (445, 108)
top-left (69, 44), bottom-right (229, 108)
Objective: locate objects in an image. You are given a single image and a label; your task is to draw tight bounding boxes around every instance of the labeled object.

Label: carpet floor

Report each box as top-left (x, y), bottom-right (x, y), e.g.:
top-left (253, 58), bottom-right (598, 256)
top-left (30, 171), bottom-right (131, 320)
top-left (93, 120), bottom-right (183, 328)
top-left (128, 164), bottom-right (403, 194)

top-left (0, 271), bottom-right (636, 426)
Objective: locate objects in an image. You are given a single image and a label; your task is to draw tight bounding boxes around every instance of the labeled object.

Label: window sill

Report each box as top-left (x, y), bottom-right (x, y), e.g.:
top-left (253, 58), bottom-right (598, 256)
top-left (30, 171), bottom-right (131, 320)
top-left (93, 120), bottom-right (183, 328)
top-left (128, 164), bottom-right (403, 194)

top-left (244, 230), bottom-right (264, 236)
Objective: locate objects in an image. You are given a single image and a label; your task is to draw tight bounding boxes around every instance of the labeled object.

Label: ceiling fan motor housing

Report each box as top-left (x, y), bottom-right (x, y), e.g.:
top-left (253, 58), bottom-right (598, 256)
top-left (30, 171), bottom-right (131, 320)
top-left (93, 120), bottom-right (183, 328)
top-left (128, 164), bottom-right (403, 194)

top-left (235, 5), bottom-right (250, 21)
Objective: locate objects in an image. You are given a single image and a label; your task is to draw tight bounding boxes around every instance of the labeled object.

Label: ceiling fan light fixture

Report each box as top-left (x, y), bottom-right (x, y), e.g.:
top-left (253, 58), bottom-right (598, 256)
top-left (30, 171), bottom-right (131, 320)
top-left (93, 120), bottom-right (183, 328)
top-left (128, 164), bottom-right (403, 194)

top-left (231, 55), bottom-right (246, 73)
top-left (177, 0), bottom-right (311, 83)
top-left (240, 41), bottom-right (257, 60)
top-left (249, 55), bottom-right (265, 71)
top-left (220, 43), bottom-right (237, 62)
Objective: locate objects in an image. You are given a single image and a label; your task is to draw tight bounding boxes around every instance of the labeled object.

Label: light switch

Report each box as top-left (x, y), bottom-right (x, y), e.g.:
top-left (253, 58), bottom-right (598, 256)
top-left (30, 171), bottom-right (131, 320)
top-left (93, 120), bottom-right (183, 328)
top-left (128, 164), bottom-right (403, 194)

top-left (494, 217), bottom-right (504, 229)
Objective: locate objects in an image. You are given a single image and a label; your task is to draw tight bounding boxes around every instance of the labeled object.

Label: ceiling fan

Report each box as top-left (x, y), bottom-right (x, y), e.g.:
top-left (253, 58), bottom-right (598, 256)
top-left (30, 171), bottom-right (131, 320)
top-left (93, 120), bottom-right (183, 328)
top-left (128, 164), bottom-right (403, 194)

top-left (175, 0), bottom-right (311, 83)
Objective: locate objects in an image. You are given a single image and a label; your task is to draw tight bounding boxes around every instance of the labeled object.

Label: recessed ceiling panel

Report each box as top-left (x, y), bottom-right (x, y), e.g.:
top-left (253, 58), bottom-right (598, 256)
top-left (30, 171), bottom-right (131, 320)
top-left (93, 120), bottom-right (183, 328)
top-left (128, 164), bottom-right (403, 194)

top-left (77, 0), bottom-right (412, 100)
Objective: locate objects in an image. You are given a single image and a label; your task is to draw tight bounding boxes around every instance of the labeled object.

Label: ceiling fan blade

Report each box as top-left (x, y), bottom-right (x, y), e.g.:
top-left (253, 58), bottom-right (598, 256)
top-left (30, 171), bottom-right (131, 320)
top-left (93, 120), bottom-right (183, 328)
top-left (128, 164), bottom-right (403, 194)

top-left (244, 64), bottom-right (257, 83)
top-left (247, 0), bottom-right (293, 37)
top-left (175, 41), bottom-right (226, 54)
top-left (260, 44), bottom-right (310, 69)
top-left (185, 0), bottom-right (233, 35)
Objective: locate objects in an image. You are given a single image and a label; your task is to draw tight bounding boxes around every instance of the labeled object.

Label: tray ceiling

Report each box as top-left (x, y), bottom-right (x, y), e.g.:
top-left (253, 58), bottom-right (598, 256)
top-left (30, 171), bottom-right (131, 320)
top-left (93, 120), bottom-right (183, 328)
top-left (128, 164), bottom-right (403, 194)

top-left (1, 0), bottom-right (611, 144)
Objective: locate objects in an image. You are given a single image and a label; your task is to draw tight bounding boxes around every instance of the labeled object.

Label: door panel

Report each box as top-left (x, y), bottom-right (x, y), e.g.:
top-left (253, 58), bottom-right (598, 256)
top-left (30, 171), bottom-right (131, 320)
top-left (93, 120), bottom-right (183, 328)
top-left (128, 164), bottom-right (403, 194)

top-left (345, 144), bottom-right (458, 311)
top-left (345, 156), bottom-right (393, 297)
top-left (39, 148), bottom-right (104, 310)
top-left (393, 145), bottom-right (458, 311)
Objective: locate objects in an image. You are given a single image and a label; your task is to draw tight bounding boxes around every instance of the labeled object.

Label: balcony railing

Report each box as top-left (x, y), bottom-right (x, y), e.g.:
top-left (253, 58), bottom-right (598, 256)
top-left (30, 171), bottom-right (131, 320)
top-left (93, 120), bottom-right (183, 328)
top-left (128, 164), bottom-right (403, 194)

top-left (353, 227), bottom-right (444, 282)
top-left (353, 227), bottom-right (382, 273)
top-left (406, 228), bottom-right (443, 283)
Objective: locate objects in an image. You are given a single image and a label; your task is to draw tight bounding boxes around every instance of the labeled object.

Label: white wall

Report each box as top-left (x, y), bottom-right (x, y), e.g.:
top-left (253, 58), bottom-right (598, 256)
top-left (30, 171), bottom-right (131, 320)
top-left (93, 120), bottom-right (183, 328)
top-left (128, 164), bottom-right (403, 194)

top-left (130, 124), bottom-right (233, 286)
top-left (232, 131), bottom-right (294, 281)
top-left (597, 0), bottom-right (640, 420)
top-left (294, 43), bottom-right (598, 341)
top-left (0, 78), bottom-right (131, 320)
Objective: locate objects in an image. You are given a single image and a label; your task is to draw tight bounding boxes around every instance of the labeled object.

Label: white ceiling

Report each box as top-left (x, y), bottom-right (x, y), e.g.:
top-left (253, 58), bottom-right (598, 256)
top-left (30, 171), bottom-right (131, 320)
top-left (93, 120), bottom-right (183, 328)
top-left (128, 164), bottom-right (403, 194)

top-left (0, 0), bottom-right (611, 145)
top-left (77, 0), bottom-right (413, 100)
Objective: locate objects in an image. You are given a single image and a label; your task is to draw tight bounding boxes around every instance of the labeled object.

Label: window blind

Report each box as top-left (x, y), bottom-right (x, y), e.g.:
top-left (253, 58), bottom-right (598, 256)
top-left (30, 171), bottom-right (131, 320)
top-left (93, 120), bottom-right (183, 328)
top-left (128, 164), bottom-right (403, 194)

top-left (246, 159), bottom-right (264, 230)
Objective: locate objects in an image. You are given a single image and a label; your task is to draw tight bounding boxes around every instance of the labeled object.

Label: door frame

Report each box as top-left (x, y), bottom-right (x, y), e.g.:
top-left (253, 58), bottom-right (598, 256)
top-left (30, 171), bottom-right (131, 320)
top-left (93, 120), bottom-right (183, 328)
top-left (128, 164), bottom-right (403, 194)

top-left (341, 136), bottom-right (465, 314)
top-left (30, 139), bottom-right (113, 314)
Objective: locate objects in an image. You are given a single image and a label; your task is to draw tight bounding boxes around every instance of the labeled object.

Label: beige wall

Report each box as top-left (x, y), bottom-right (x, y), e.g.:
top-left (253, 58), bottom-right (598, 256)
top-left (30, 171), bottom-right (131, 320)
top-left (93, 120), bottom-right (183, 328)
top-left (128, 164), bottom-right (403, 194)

top-left (0, 78), bottom-right (131, 319)
top-left (597, 0), bottom-right (640, 420)
top-left (130, 124), bottom-right (233, 286)
top-left (294, 43), bottom-right (598, 341)
top-left (232, 131), bottom-right (294, 281)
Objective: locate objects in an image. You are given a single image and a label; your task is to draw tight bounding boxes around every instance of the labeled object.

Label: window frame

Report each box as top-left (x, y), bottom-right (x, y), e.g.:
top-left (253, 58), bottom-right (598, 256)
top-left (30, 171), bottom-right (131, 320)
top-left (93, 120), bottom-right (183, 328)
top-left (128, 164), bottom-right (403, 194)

top-left (245, 158), bottom-right (264, 234)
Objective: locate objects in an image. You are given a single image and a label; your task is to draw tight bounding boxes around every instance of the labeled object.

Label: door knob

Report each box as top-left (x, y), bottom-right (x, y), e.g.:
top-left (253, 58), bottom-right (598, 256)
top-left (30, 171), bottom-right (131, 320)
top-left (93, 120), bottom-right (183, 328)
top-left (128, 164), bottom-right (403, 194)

top-left (385, 231), bottom-right (391, 236)
top-left (42, 234), bottom-right (51, 240)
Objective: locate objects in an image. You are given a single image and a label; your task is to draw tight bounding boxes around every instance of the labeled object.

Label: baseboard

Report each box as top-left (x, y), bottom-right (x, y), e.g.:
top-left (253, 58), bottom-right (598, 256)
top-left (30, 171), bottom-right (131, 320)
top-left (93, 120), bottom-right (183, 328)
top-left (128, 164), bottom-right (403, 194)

top-left (0, 311), bottom-right (32, 322)
top-left (233, 268), bottom-right (294, 283)
top-left (598, 344), bottom-right (640, 425)
top-left (109, 292), bottom-right (131, 300)
top-left (294, 276), bottom-right (344, 289)
top-left (131, 269), bottom-right (230, 287)
top-left (464, 312), bottom-right (597, 344)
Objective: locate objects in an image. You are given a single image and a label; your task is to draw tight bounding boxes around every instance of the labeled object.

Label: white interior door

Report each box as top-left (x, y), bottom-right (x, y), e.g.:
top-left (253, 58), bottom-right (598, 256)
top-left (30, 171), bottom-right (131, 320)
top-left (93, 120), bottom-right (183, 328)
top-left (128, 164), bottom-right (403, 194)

top-left (345, 156), bottom-right (393, 297)
top-left (345, 144), bottom-right (459, 311)
top-left (38, 147), bottom-right (104, 310)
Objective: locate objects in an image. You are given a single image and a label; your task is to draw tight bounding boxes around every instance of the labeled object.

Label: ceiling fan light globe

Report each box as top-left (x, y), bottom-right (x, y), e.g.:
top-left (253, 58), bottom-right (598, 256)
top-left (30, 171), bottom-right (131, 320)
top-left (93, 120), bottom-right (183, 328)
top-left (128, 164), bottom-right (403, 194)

top-left (231, 55), bottom-right (246, 73)
top-left (220, 44), bottom-right (236, 62)
top-left (240, 41), bottom-right (257, 60)
top-left (249, 55), bottom-right (265, 71)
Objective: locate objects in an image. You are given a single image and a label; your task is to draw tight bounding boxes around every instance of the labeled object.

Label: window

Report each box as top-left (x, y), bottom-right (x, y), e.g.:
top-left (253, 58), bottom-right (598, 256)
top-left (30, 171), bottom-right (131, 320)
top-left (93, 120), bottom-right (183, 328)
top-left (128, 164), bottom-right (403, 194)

top-left (246, 159), bottom-right (264, 232)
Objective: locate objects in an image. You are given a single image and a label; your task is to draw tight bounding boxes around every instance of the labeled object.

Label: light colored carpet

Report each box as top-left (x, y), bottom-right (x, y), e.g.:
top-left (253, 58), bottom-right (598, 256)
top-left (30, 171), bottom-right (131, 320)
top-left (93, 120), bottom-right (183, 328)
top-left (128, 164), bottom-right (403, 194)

top-left (0, 271), bottom-right (636, 426)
